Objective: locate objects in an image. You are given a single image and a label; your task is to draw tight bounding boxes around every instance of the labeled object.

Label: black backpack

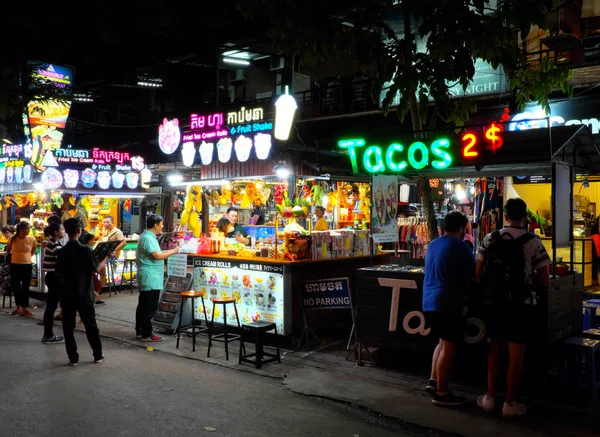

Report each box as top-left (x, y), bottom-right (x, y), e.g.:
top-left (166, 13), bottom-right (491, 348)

top-left (484, 231), bottom-right (535, 307)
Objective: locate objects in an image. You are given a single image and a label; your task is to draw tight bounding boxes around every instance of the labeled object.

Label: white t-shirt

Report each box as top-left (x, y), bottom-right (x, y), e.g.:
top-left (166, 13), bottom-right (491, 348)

top-left (477, 226), bottom-right (551, 286)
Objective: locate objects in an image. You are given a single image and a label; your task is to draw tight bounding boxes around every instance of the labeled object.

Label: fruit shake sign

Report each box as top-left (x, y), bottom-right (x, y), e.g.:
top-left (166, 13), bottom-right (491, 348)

top-left (0, 143), bottom-right (35, 188)
top-left (40, 146), bottom-right (148, 191)
top-left (161, 106), bottom-right (274, 168)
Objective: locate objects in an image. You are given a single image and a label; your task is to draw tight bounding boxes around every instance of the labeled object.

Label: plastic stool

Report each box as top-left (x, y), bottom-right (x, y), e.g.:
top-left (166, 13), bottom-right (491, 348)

top-left (582, 328), bottom-right (600, 341)
top-left (176, 290), bottom-right (210, 352)
top-left (583, 303), bottom-right (599, 330)
top-left (239, 321), bottom-right (281, 369)
top-left (207, 297), bottom-right (244, 361)
top-left (563, 337), bottom-right (600, 401)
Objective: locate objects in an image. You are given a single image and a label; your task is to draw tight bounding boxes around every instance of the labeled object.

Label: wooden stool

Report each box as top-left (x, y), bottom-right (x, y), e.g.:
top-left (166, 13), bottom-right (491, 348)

top-left (2, 291), bottom-right (13, 309)
top-left (239, 321), bottom-right (281, 369)
top-left (208, 297), bottom-right (244, 361)
top-left (176, 291), bottom-right (210, 352)
top-left (563, 337), bottom-right (600, 401)
top-left (104, 262), bottom-right (115, 297)
top-left (120, 260), bottom-right (136, 294)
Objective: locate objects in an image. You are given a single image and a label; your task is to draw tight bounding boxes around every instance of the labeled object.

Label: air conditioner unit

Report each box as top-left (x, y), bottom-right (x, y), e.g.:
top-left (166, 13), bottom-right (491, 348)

top-left (270, 56), bottom-right (285, 71)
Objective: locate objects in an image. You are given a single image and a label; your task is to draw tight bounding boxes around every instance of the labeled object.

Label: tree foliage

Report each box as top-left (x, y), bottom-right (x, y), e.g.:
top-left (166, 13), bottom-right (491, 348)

top-left (239, 0), bottom-right (573, 241)
top-left (239, 0), bottom-right (572, 125)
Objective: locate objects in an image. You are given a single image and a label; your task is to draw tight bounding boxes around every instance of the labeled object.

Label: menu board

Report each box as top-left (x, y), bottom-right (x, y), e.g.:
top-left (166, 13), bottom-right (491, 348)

top-left (152, 273), bottom-right (193, 328)
top-left (192, 258), bottom-right (286, 335)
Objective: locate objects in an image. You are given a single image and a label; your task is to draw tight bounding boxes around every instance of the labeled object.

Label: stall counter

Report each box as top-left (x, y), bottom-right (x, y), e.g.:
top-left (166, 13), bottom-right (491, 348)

top-left (179, 253), bottom-right (390, 336)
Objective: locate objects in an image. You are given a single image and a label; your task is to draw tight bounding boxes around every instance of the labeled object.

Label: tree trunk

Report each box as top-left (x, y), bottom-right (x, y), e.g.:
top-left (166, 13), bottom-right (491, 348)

top-left (404, 5), bottom-right (439, 242)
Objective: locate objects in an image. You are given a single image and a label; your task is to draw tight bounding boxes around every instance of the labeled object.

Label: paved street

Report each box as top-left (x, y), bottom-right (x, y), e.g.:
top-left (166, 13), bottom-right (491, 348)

top-left (0, 313), bottom-right (436, 437)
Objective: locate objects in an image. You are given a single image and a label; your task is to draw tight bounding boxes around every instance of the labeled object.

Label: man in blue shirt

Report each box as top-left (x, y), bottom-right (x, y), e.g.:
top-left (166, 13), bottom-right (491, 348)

top-left (422, 210), bottom-right (475, 406)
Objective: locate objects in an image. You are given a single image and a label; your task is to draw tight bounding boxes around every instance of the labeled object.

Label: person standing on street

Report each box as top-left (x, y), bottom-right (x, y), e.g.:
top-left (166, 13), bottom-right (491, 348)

top-left (7, 221), bottom-right (37, 316)
top-left (56, 218), bottom-right (112, 366)
top-left (135, 214), bottom-right (180, 342)
top-left (422, 210), bottom-right (475, 407)
top-left (476, 198), bottom-right (550, 418)
top-left (41, 222), bottom-right (65, 344)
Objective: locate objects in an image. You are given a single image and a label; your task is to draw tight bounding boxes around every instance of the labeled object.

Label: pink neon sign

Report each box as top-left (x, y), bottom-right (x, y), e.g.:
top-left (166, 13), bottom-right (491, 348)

top-left (182, 131), bottom-right (228, 142)
top-left (190, 113), bottom-right (224, 131)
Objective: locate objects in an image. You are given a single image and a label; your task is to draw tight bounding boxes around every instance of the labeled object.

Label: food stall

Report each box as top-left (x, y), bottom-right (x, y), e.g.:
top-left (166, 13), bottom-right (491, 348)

top-left (0, 142), bottom-right (45, 293)
top-left (337, 122), bottom-right (598, 391)
top-left (38, 145), bottom-right (153, 289)
top-left (151, 106), bottom-right (389, 335)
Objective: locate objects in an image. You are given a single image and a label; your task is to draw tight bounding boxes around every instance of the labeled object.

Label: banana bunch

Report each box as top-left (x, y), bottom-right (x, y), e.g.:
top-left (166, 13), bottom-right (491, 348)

top-left (311, 184), bottom-right (324, 206)
top-left (205, 189), bottom-right (220, 207)
top-left (359, 185), bottom-right (371, 221)
top-left (180, 185), bottom-right (203, 238)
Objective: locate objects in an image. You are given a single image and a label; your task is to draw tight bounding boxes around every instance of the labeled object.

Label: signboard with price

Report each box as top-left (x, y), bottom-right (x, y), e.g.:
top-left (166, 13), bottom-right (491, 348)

top-left (191, 257), bottom-right (289, 335)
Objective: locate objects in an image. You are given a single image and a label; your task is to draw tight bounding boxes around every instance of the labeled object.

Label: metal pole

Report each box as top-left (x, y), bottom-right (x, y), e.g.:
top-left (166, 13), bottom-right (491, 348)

top-left (551, 163), bottom-right (557, 279)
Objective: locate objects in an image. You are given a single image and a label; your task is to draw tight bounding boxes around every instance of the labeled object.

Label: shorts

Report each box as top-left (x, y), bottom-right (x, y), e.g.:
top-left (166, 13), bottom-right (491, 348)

top-left (425, 311), bottom-right (466, 344)
top-left (487, 305), bottom-right (537, 345)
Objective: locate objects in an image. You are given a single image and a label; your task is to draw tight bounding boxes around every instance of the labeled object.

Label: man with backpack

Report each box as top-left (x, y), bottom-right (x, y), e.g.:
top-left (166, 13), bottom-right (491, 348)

top-left (423, 210), bottom-right (475, 406)
top-left (476, 198), bottom-right (550, 418)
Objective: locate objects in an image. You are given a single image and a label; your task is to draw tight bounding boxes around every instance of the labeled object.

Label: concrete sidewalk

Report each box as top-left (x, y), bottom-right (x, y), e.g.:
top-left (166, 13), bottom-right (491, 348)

top-left (2, 291), bottom-right (598, 437)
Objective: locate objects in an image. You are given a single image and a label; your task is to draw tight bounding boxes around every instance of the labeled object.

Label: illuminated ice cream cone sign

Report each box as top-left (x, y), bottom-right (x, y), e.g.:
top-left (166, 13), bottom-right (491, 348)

top-left (254, 133), bottom-right (272, 160)
top-left (274, 86), bottom-right (297, 141)
top-left (199, 141), bottom-right (214, 165)
top-left (234, 135), bottom-right (252, 162)
top-left (182, 141), bottom-right (196, 167)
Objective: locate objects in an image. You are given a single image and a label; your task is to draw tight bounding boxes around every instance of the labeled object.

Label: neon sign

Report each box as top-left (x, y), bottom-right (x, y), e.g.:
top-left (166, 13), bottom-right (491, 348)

top-left (158, 118), bottom-right (181, 154)
top-left (461, 123), bottom-right (505, 158)
top-left (51, 147), bottom-right (143, 169)
top-left (227, 107), bottom-right (264, 125)
top-left (338, 138), bottom-right (453, 174)
top-left (191, 112), bottom-right (223, 130)
top-left (1, 143), bottom-right (26, 159)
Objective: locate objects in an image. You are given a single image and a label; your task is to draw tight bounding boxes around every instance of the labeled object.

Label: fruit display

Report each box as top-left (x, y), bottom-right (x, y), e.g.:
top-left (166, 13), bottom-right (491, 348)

top-left (180, 185), bottom-right (203, 238)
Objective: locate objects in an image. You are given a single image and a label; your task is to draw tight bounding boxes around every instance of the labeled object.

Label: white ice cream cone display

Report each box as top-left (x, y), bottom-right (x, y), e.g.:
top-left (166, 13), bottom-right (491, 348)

top-left (112, 171), bottom-right (125, 189)
top-left (63, 169), bottom-right (79, 188)
top-left (97, 171), bottom-right (111, 189)
top-left (216, 138), bottom-right (233, 163)
top-left (234, 135), bottom-right (253, 162)
top-left (199, 141), bottom-right (214, 165)
top-left (254, 133), bottom-right (272, 160)
top-left (181, 142), bottom-right (196, 167)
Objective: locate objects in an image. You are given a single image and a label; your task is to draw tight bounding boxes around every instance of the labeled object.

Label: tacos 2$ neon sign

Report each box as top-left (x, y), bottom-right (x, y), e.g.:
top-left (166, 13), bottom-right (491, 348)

top-left (338, 138), bottom-right (453, 174)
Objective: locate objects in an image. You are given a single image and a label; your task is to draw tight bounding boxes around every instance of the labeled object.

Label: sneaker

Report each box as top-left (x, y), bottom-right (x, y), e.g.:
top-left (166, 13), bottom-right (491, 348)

top-left (20, 308), bottom-right (34, 316)
top-left (432, 391), bottom-right (466, 407)
top-left (10, 307), bottom-right (23, 316)
top-left (425, 379), bottom-right (437, 396)
top-left (94, 356), bottom-right (106, 363)
top-left (42, 335), bottom-right (65, 345)
top-left (477, 394), bottom-right (495, 413)
top-left (141, 335), bottom-right (162, 342)
top-left (95, 301), bottom-right (106, 306)
top-left (502, 401), bottom-right (527, 418)
top-left (68, 361), bottom-right (78, 367)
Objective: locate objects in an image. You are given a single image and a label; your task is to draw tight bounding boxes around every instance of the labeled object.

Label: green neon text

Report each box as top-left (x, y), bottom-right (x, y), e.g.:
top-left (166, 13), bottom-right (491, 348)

top-left (338, 138), bottom-right (453, 174)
